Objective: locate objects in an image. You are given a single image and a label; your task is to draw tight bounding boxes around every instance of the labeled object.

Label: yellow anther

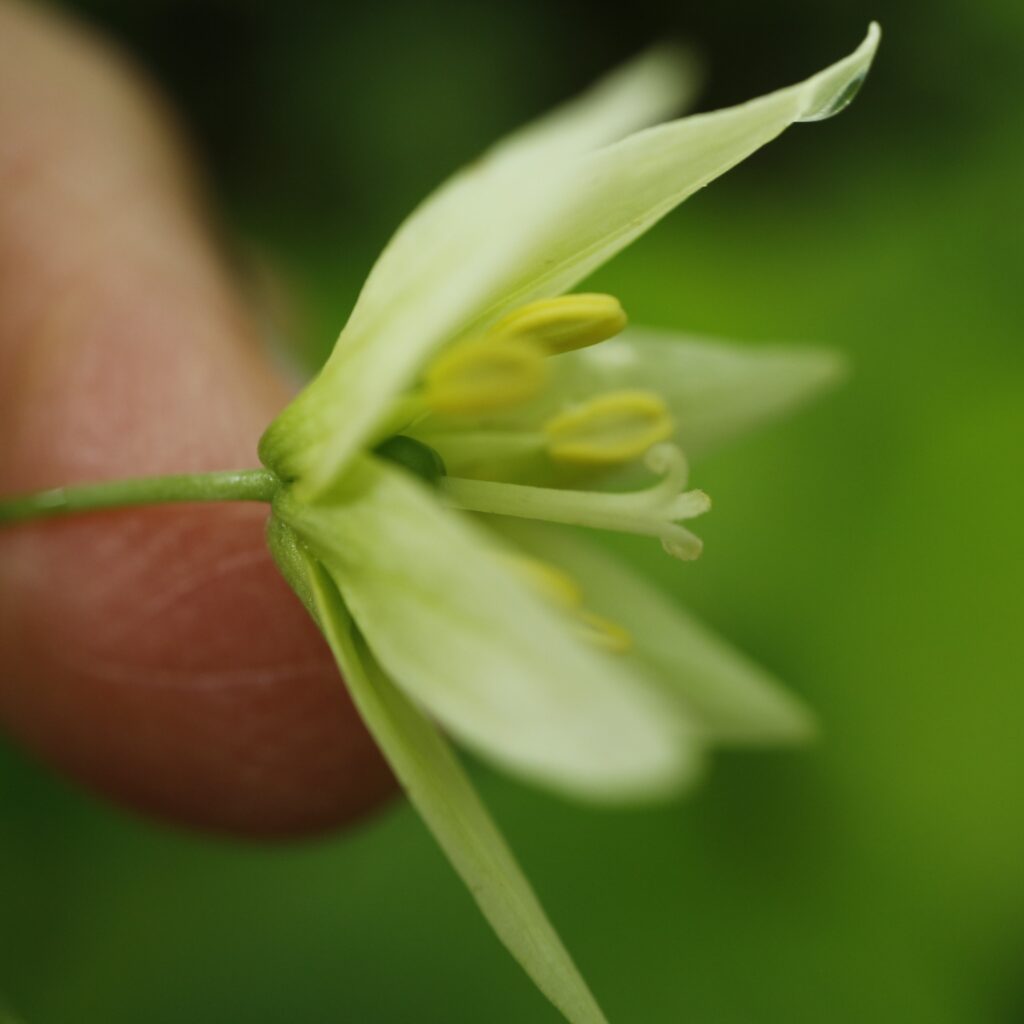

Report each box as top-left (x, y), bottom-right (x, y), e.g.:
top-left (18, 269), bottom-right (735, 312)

top-left (575, 610), bottom-right (634, 654)
top-left (544, 390), bottom-right (674, 465)
top-left (503, 554), bottom-right (582, 609)
top-left (424, 337), bottom-right (548, 416)
top-left (486, 294), bottom-right (627, 355)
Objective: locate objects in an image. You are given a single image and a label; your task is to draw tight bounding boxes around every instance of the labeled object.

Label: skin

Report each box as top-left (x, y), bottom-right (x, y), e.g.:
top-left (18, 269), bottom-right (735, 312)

top-left (0, 0), bottom-right (395, 837)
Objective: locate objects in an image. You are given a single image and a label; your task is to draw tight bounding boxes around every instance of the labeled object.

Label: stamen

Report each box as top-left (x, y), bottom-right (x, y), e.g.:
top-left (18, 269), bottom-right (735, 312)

top-left (486, 294), bottom-right (627, 355)
top-left (503, 553), bottom-right (633, 653)
top-left (575, 610), bottom-right (633, 654)
top-left (424, 336), bottom-right (549, 415)
top-left (443, 443), bottom-right (710, 561)
top-left (502, 553), bottom-right (583, 608)
top-left (544, 390), bottom-right (674, 465)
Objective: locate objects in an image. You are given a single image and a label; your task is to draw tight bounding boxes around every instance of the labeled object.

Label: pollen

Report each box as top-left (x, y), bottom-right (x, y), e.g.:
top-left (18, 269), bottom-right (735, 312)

top-left (544, 390), bottom-right (674, 465)
top-left (424, 336), bottom-right (549, 416)
top-left (486, 294), bottom-right (627, 355)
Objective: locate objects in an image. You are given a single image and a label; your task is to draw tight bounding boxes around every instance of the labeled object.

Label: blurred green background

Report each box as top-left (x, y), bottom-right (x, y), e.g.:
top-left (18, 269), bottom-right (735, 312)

top-left (2, 0), bottom-right (1022, 1021)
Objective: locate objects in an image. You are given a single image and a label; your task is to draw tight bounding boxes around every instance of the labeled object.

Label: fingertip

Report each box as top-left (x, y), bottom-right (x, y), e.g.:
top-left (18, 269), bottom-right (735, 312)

top-left (1, 505), bottom-right (395, 837)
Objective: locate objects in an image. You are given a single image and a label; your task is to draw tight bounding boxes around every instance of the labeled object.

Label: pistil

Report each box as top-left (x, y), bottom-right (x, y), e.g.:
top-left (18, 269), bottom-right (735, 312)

top-left (443, 443), bottom-right (710, 560)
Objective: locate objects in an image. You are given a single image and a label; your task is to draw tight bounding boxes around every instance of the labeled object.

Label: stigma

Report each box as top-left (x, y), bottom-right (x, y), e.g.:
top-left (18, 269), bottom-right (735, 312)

top-left (442, 443), bottom-right (710, 562)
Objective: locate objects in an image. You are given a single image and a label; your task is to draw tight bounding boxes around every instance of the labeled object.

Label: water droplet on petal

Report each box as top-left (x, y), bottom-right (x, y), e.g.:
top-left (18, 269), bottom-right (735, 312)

top-left (798, 70), bottom-right (868, 122)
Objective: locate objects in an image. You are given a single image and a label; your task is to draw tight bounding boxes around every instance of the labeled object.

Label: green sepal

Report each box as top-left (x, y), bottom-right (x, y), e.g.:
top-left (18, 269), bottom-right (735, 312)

top-left (292, 550), bottom-right (611, 1023)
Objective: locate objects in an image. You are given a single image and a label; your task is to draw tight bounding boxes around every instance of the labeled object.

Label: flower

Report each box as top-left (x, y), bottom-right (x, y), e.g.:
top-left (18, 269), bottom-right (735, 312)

top-left (262, 26), bottom-right (880, 1024)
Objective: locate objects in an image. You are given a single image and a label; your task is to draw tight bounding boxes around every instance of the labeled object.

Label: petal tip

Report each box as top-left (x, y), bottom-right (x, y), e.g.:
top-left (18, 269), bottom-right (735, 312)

top-left (798, 22), bottom-right (882, 123)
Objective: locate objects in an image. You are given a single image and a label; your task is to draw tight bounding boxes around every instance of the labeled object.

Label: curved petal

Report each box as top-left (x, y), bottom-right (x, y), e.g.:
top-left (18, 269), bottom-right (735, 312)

top-left (305, 562), bottom-right (609, 1024)
top-left (274, 456), bottom-right (700, 802)
top-left (260, 45), bottom-right (698, 491)
top-left (491, 44), bottom-right (700, 168)
top-left (261, 26), bottom-right (879, 494)
top-left (460, 24), bottom-right (879, 325)
top-left (494, 520), bottom-right (816, 744)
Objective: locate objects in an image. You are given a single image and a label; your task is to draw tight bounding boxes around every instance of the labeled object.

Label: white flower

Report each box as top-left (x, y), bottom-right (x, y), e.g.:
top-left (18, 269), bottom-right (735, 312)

top-left (262, 26), bottom-right (880, 1024)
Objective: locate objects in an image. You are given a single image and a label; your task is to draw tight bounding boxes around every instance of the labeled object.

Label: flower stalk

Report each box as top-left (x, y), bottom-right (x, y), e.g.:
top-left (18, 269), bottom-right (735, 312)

top-left (0, 468), bottom-right (279, 524)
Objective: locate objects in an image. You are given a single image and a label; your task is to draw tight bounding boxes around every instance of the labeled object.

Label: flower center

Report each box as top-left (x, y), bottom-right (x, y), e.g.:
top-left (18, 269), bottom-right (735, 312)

top-left (381, 292), bottom-right (711, 562)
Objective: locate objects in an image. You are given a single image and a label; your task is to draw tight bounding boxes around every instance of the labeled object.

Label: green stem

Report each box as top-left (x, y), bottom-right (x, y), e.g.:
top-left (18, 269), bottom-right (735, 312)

top-left (0, 468), bottom-right (280, 525)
